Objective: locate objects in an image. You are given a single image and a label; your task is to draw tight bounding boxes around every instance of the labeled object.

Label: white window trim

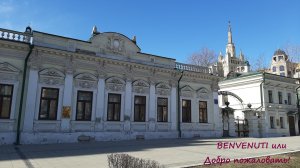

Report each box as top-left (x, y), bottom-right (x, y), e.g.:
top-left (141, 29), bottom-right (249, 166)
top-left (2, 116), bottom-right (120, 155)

top-left (0, 80), bottom-right (19, 120)
top-left (35, 84), bottom-right (64, 121)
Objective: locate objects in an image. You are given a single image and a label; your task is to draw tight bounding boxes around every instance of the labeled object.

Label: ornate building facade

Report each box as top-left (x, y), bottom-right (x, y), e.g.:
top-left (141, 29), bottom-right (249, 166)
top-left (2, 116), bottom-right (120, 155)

top-left (0, 27), bottom-right (222, 144)
top-left (267, 49), bottom-right (300, 78)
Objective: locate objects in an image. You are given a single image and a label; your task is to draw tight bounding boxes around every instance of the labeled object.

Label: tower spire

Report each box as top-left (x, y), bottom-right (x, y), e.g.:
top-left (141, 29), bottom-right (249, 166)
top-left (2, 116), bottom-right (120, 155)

top-left (228, 21), bottom-right (232, 44)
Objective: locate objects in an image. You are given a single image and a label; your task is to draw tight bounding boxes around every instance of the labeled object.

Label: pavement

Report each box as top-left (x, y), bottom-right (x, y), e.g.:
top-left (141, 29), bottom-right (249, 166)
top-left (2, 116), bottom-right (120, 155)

top-left (0, 136), bottom-right (299, 168)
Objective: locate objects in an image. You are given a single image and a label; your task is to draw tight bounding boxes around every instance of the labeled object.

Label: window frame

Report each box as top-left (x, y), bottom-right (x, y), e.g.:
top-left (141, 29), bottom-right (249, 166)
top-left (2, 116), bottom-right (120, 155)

top-left (268, 90), bottom-right (273, 103)
top-left (279, 65), bottom-right (285, 71)
top-left (278, 91), bottom-right (282, 104)
top-left (76, 90), bottom-right (93, 121)
top-left (270, 116), bottom-right (275, 129)
top-left (199, 101), bottom-right (208, 123)
top-left (38, 87), bottom-right (59, 120)
top-left (157, 97), bottom-right (168, 122)
top-left (0, 84), bottom-right (14, 119)
top-left (287, 93), bottom-right (291, 105)
top-left (182, 99), bottom-right (191, 123)
top-left (280, 117), bottom-right (284, 128)
top-left (134, 95), bottom-right (146, 122)
top-left (107, 93), bottom-right (121, 121)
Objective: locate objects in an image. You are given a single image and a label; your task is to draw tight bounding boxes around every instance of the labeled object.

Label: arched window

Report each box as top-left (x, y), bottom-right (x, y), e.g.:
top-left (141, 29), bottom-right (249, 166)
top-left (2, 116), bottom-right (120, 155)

top-left (272, 66), bottom-right (276, 72)
top-left (279, 66), bottom-right (285, 71)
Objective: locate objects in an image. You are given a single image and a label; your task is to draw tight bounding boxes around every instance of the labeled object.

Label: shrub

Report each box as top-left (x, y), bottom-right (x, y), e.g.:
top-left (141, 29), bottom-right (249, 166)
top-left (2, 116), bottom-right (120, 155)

top-left (107, 153), bottom-right (164, 168)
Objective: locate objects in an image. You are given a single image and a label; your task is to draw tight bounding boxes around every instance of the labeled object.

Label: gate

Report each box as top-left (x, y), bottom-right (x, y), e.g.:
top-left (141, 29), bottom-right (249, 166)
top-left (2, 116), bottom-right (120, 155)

top-left (235, 118), bottom-right (249, 137)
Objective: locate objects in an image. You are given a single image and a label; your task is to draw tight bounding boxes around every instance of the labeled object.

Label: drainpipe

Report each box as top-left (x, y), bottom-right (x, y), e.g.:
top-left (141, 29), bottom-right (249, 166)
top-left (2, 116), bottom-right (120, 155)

top-left (296, 79), bottom-right (300, 118)
top-left (177, 71), bottom-right (184, 138)
top-left (15, 44), bottom-right (34, 145)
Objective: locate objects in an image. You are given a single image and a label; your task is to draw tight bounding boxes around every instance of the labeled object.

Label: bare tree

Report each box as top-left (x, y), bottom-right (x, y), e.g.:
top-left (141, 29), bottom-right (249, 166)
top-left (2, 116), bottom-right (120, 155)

top-left (187, 47), bottom-right (217, 67)
top-left (283, 43), bottom-right (300, 63)
top-left (252, 54), bottom-right (269, 72)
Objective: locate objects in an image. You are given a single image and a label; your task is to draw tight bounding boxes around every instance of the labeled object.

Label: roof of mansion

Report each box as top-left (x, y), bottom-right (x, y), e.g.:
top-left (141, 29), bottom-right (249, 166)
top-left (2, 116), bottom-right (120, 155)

top-left (0, 27), bottom-right (216, 76)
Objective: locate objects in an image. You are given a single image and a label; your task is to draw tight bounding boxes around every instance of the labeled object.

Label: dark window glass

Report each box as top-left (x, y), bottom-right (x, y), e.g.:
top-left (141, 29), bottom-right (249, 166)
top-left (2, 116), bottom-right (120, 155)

top-left (272, 66), bottom-right (276, 72)
top-left (182, 99), bottom-right (191, 123)
top-left (76, 91), bottom-right (93, 121)
top-left (280, 117), bottom-right (284, 128)
top-left (268, 90), bottom-right (273, 103)
top-left (278, 56), bottom-right (283, 61)
top-left (279, 66), bottom-right (285, 71)
top-left (134, 96), bottom-right (146, 122)
top-left (199, 101), bottom-right (208, 123)
top-left (287, 93), bottom-right (291, 105)
top-left (0, 84), bottom-right (13, 119)
top-left (39, 87), bottom-right (59, 120)
top-left (107, 93), bottom-right (121, 121)
top-left (157, 97), bottom-right (168, 122)
top-left (270, 116), bottom-right (274, 128)
top-left (278, 92), bottom-right (282, 104)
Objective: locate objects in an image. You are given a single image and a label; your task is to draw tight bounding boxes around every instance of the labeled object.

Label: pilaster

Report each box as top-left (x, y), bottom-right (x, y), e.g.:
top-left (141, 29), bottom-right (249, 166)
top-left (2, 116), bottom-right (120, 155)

top-left (23, 68), bottom-right (39, 132)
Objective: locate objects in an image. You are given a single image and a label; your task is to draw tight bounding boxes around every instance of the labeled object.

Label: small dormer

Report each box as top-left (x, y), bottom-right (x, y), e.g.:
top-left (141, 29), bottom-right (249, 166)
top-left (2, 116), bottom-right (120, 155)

top-left (25, 26), bottom-right (32, 34)
top-left (273, 49), bottom-right (288, 62)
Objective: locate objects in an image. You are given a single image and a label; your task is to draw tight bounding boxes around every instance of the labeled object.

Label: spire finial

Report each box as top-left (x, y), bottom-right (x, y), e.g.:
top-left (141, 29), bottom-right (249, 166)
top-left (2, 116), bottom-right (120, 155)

top-left (228, 21), bottom-right (232, 44)
top-left (132, 35), bottom-right (136, 44)
top-left (92, 25), bottom-right (100, 36)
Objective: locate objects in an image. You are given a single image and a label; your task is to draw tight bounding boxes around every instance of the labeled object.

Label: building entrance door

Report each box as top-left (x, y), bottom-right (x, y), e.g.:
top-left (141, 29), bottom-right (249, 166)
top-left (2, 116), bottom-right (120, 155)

top-left (288, 116), bottom-right (296, 136)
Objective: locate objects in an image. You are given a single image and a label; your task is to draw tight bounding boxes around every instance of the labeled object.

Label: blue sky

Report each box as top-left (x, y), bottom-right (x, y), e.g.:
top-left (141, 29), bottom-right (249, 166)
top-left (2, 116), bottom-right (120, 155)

top-left (1, 0), bottom-right (300, 67)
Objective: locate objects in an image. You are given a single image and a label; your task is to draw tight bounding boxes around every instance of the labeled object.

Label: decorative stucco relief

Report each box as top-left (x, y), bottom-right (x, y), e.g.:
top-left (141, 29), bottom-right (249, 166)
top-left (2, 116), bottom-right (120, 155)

top-left (132, 80), bottom-right (150, 94)
top-left (39, 68), bottom-right (65, 85)
top-left (74, 72), bottom-right (98, 89)
top-left (105, 76), bottom-right (125, 92)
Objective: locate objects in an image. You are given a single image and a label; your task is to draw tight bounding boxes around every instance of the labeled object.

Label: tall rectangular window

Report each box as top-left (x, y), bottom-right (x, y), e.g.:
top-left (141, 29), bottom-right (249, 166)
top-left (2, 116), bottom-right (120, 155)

top-left (0, 84), bottom-right (13, 119)
top-left (280, 117), bottom-right (284, 128)
top-left (199, 101), bottom-right (208, 123)
top-left (107, 93), bottom-right (121, 121)
top-left (268, 90), bottom-right (273, 103)
top-left (76, 91), bottom-right (93, 121)
top-left (287, 93), bottom-right (291, 105)
top-left (182, 99), bottom-right (191, 123)
top-left (39, 87), bottom-right (59, 120)
top-left (270, 116), bottom-right (275, 128)
top-left (157, 97), bottom-right (168, 122)
top-left (278, 92), bottom-right (282, 104)
top-left (134, 96), bottom-right (146, 122)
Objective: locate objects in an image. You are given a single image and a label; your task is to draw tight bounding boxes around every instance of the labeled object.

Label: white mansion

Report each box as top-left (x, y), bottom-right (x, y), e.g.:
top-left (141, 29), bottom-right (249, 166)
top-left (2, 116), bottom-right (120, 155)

top-left (0, 27), bottom-right (222, 144)
top-left (0, 24), bottom-right (299, 145)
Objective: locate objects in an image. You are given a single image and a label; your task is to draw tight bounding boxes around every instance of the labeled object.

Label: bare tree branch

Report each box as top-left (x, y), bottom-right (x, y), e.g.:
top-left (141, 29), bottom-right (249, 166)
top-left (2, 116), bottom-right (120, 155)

top-left (252, 54), bottom-right (269, 72)
top-left (187, 47), bottom-right (217, 67)
top-left (282, 43), bottom-right (300, 63)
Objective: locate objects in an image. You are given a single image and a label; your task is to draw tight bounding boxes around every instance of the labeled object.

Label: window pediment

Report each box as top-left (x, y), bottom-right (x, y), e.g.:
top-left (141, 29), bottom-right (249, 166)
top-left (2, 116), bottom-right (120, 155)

top-left (197, 87), bottom-right (210, 99)
top-left (39, 68), bottom-right (65, 85)
top-left (132, 80), bottom-right (149, 94)
top-left (105, 76), bottom-right (125, 92)
top-left (156, 83), bottom-right (171, 95)
top-left (74, 73), bottom-right (97, 89)
top-left (0, 62), bottom-right (21, 74)
top-left (180, 85), bottom-right (194, 97)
